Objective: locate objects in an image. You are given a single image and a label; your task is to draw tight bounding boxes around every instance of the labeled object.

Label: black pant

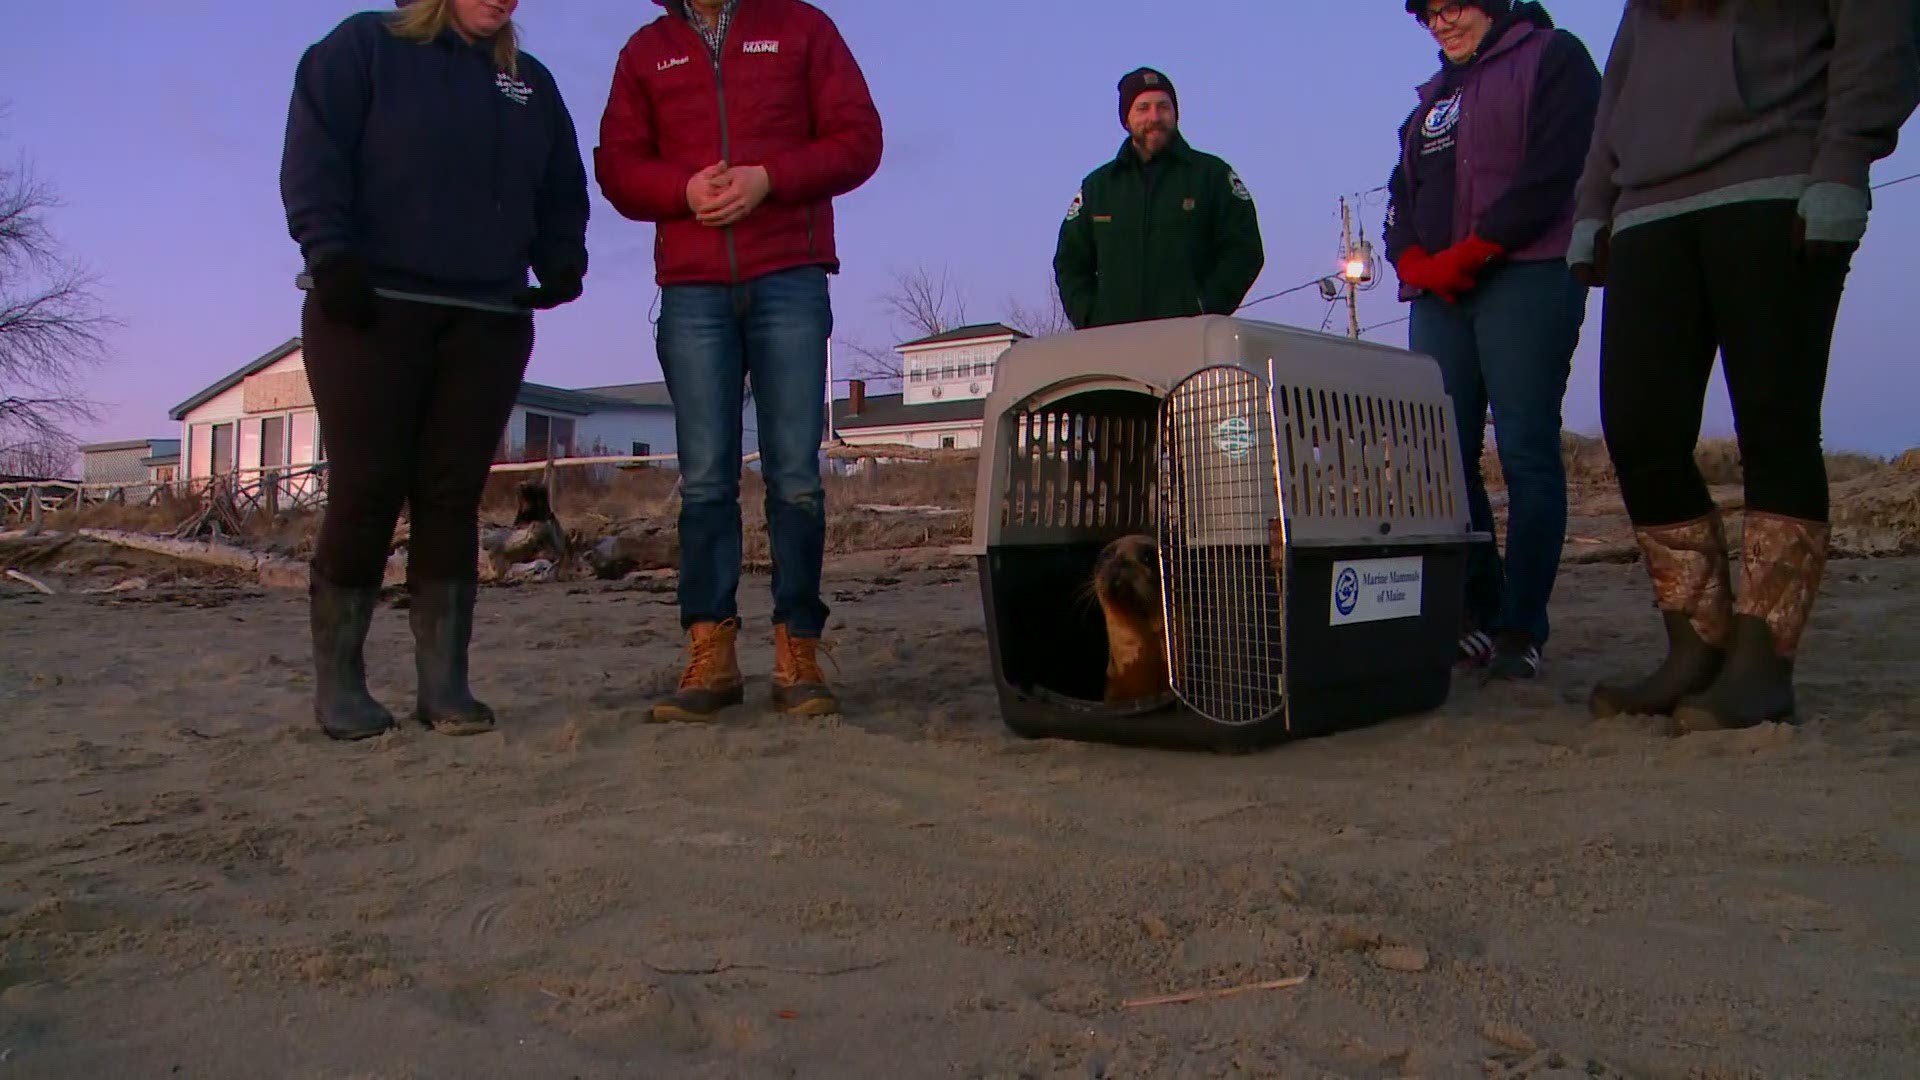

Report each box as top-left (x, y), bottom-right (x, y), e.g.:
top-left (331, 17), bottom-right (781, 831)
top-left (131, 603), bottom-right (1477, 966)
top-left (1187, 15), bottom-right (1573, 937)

top-left (1599, 200), bottom-right (1852, 527)
top-left (302, 296), bottom-right (533, 588)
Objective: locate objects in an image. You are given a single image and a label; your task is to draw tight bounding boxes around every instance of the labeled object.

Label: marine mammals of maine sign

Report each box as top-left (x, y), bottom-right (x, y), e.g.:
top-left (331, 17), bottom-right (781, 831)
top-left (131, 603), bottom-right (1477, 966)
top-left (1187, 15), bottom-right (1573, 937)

top-left (1328, 555), bottom-right (1424, 626)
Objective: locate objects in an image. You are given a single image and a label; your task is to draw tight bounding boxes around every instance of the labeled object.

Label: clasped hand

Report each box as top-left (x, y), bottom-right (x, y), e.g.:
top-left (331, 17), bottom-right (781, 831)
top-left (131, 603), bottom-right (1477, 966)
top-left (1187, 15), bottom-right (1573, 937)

top-left (685, 161), bottom-right (772, 228)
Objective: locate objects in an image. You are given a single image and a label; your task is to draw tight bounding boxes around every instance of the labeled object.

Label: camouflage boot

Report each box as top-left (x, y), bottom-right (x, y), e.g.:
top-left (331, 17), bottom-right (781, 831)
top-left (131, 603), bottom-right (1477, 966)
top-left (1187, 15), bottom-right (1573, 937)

top-left (1674, 513), bottom-right (1829, 731)
top-left (1590, 513), bottom-right (1732, 719)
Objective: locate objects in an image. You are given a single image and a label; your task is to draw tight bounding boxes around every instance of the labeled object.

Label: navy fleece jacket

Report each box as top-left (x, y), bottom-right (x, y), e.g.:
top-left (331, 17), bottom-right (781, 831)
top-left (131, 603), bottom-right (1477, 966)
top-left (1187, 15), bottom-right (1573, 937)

top-left (280, 11), bottom-right (590, 306)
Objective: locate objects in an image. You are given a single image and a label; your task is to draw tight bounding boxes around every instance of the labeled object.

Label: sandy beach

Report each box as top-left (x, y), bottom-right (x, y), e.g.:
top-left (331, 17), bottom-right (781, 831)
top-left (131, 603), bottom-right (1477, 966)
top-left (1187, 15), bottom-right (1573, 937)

top-left (1, 537), bottom-right (1915, 1079)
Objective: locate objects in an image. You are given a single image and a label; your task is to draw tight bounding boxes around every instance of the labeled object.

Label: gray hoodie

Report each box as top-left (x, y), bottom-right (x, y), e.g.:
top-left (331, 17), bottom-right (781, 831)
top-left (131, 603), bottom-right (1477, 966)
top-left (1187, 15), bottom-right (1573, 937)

top-left (1573, 0), bottom-right (1919, 236)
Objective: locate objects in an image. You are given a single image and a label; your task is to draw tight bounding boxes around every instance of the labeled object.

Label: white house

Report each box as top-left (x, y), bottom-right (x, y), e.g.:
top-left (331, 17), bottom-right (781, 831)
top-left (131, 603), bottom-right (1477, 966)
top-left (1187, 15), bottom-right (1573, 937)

top-left (831, 323), bottom-right (1028, 451)
top-left (168, 338), bottom-right (757, 491)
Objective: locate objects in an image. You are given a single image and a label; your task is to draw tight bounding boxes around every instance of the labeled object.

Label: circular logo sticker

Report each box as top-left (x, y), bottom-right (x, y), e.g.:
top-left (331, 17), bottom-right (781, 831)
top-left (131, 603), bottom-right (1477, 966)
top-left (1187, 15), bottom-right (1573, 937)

top-left (1334, 567), bottom-right (1360, 616)
top-left (1212, 416), bottom-right (1254, 460)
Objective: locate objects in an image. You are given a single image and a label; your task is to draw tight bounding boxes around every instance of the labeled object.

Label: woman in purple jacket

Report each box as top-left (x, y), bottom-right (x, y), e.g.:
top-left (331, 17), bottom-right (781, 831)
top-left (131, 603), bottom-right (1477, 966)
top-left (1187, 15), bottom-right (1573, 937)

top-left (1385, 1), bottom-right (1603, 682)
top-left (1574, 0), bottom-right (1918, 732)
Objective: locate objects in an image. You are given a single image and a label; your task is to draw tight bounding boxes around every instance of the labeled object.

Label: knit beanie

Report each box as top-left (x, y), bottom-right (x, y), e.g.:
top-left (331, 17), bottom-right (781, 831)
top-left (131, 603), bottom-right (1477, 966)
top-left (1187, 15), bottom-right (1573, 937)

top-left (1117, 67), bottom-right (1177, 126)
top-left (1404, 0), bottom-right (1511, 15)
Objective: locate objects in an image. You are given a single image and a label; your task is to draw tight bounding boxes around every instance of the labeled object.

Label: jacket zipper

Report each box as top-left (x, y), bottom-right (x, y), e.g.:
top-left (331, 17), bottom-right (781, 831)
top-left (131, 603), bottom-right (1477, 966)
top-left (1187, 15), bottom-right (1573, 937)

top-left (693, 14), bottom-right (743, 286)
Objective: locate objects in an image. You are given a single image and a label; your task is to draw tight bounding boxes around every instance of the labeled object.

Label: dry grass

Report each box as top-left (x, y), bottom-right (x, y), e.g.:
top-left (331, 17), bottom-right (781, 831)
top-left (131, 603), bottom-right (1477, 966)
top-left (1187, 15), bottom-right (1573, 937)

top-left (20, 441), bottom-right (1920, 565)
top-left (1481, 433), bottom-right (1890, 491)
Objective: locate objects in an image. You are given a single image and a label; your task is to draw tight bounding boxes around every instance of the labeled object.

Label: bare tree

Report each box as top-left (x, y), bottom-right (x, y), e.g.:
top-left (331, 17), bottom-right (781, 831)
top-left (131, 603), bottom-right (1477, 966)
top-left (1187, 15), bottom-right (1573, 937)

top-left (1005, 276), bottom-right (1073, 339)
top-left (0, 131), bottom-right (115, 479)
top-left (837, 264), bottom-right (972, 387)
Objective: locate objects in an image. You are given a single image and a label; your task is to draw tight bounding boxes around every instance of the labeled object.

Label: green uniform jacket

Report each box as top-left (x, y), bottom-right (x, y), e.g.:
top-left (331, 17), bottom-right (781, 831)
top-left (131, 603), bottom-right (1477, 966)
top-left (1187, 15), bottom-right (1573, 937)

top-left (1052, 132), bottom-right (1265, 330)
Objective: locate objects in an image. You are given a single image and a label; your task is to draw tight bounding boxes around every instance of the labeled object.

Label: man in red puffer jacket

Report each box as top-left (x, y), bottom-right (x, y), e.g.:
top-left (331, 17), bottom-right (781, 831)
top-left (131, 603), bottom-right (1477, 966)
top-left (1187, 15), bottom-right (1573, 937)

top-left (595, 0), bottom-right (882, 723)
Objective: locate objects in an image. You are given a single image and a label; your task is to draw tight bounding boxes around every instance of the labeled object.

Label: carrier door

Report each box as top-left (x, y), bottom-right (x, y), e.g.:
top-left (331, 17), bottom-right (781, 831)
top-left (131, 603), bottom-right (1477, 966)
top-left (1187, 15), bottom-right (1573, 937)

top-left (1156, 363), bottom-right (1289, 727)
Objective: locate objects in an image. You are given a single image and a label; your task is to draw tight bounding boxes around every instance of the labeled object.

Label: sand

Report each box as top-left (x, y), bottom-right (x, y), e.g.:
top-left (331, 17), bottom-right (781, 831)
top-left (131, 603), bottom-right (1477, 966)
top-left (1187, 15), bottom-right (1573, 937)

top-left (0, 547), bottom-right (1916, 1079)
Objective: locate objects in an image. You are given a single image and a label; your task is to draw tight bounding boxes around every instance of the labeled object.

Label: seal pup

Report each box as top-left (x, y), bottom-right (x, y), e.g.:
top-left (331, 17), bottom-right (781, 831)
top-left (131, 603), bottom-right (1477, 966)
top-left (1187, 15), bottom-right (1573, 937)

top-left (1090, 533), bottom-right (1171, 704)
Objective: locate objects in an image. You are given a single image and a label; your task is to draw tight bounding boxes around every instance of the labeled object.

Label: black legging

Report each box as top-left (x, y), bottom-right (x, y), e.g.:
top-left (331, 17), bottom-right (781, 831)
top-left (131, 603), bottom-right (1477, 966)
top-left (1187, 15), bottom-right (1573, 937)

top-left (1599, 199), bottom-right (1852, 527)
top-left (302, 296), bottom-right (533, 588)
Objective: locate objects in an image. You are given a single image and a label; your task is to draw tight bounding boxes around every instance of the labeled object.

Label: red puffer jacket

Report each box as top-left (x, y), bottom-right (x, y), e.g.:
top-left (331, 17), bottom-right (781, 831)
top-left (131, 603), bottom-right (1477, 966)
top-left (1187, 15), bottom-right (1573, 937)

top-left (594, 0), bottom-right (883, 287)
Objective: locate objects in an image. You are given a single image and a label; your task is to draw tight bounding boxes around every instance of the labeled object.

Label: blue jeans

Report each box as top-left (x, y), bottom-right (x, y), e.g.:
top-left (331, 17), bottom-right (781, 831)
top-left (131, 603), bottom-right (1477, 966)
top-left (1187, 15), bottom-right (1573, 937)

top-left (655, 265), bottom-right (832, 637)
top-left (1409, 258), bottom-right (1586, 647)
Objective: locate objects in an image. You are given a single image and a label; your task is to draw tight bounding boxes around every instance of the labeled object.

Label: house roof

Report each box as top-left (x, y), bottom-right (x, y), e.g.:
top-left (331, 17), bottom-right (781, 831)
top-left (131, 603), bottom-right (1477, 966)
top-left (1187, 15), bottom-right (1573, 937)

top-left (170, 336), bottom-right (667, 422)
top-left (572, 380), bottom-right (675, 408)
top-left (80, 438), bottom-right (168, 454)
top-left (141, 452), bottom-right (181, 466)
top-left (169, 337), bottom-right (303, 420)
top-left (896, 322), bottom-right (1029, 350)
top-left (831, 392), bottom-right (986, 431)
top-left (515, 382), bottom-right (626, 416)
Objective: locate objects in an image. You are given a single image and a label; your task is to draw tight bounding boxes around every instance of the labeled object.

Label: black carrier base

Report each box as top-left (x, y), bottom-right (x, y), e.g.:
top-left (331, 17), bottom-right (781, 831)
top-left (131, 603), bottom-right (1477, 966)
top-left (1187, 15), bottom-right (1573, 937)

top-left (978, 538), bottom-right (1471, 754)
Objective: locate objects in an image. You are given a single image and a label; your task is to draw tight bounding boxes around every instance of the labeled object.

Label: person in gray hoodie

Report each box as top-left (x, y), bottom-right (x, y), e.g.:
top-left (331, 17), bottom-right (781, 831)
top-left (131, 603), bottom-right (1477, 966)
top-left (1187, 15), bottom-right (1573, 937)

top-left (1571, 0), bottom-right (1919, 733)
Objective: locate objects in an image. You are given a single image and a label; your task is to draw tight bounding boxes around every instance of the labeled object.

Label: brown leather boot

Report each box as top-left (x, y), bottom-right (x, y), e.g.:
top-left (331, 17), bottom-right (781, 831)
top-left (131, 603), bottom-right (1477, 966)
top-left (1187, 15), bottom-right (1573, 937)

top-left (1590, 512), bottom-right (1733, 719)
top-left (771, 624), bottom-right (839, 716)
top-left (650, 619), bottom-right (744, 722)
top-left (1674, 512), bottom-right (1829, 731)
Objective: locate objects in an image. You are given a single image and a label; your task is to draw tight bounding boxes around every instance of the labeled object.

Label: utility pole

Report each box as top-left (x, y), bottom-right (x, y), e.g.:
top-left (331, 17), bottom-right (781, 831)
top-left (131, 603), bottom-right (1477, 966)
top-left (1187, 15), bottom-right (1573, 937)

top-left (1340, 196), bottom-right (1360, 339)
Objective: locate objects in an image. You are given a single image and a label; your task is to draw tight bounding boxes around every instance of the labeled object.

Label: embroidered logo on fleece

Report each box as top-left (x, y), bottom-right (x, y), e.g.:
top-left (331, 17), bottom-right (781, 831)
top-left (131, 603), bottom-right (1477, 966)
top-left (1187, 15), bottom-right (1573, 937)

top-left (496, 72), bottom-right (534, 105)
top-left (742, 40), bottom-right (780, 54)
top-left (1421, 91), bottom-right (1462, 155)
top-left (657, 55), bottom-right (691, 72)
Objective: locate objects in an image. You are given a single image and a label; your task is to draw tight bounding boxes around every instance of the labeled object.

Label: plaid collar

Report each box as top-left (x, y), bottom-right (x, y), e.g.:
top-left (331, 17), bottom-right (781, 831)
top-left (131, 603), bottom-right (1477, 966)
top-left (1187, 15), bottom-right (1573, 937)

top-left (682, 0), bottom-right (740, 59)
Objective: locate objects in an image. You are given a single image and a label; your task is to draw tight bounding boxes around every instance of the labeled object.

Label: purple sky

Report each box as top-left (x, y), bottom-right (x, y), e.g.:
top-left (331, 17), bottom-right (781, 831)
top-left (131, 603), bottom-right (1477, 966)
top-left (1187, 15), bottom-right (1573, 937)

top-left (5, 1), bottom-right (1916, 456)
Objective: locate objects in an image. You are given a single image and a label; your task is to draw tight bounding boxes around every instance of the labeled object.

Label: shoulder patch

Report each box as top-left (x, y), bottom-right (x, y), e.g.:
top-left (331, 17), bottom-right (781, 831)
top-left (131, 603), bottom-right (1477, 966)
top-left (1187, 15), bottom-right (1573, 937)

top-left (1227, 168), bottom-right (1252, 202)
top-left (1065, 189), bottom-right (1084, 222)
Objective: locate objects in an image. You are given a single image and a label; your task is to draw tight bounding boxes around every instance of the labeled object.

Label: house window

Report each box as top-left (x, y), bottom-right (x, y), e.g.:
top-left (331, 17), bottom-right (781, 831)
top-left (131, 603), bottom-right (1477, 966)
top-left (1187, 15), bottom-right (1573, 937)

top-left (153, 466), bottom-right (176, 484)
top-left (261, 415), bottom-right (287, 469)
top-left (291, 411), bottom-right (319, 467)
top-left (631, 441), bottom-right (652, 458)
top-left (210, 422), bottom-right (235, 476)
top-left (941, 435), bottom-right (957, 450)
top-left (523, 412), bottom-right (576, 461)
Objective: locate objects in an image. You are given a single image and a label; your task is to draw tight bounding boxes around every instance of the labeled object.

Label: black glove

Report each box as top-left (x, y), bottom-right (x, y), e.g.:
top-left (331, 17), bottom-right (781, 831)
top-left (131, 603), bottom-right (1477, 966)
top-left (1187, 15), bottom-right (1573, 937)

top-left (514, 268), bottom-right (583, 311)
top-left (309, 252), bottom-right (377, 330)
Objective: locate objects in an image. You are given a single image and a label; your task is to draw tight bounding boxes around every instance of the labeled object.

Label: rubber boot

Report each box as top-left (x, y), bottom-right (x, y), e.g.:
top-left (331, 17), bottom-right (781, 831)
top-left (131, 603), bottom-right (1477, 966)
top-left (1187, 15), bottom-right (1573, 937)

top-left (771, 624), bottom-right (840, 716)
top-left (1674, 513), bottom-right (1829, 732)
top-left (650, 619), bottom-right (745, 722)
top-left (409, 579), bottom-right (496, 735)
top-left (1590, 513), bottom-right (1732, 719)
top-left (309, 577), bottom-right (396, 741)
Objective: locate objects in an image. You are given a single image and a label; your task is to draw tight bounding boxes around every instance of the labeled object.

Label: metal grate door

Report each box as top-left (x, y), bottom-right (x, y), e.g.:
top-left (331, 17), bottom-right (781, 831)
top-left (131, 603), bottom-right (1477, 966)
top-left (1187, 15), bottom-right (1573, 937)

top-left (1157, 364), bottom-right (1288, 727)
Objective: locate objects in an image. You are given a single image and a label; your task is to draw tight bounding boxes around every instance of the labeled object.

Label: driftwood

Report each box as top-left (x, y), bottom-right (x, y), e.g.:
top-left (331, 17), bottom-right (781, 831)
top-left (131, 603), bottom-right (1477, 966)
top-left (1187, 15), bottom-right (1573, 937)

top-left (3, 569), bottom-right (55, 595)
top-left (851, 504), bottom-right (967, 516)
top-left (77, 529), bottom-right (310, 590)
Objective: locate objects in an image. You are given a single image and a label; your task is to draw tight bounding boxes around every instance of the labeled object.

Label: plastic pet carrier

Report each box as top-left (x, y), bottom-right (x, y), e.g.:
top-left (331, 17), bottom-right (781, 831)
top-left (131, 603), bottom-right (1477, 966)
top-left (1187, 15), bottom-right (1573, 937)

top-left (960, 315), bottom-right (1485, 752)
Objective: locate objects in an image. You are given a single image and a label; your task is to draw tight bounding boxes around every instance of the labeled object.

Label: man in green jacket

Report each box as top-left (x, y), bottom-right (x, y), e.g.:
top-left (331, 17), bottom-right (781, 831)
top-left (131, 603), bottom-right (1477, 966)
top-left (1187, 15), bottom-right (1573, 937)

top-left (1053, 67), bottom-right (1265, 330)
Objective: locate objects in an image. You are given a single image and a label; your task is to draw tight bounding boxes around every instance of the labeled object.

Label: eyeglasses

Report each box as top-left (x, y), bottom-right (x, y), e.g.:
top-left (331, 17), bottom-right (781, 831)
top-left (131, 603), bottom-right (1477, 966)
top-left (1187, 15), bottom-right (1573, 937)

top-left (1416, 2), bottom-right (1470, 26)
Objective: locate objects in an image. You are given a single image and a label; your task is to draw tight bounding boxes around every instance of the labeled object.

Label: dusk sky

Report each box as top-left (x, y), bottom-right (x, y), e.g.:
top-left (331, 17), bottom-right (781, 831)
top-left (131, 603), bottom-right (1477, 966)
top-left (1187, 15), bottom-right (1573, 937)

top-left (5, 1), bottom-right (1916, 456)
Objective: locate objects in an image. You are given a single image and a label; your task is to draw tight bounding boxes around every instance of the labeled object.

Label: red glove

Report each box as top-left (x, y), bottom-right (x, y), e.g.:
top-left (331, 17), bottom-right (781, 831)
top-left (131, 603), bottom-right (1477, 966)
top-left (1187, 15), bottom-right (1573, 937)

top-left (1426, 234), bottom-right (1505, 293)
top-left (1394, 245), bottom-right (1474, 303)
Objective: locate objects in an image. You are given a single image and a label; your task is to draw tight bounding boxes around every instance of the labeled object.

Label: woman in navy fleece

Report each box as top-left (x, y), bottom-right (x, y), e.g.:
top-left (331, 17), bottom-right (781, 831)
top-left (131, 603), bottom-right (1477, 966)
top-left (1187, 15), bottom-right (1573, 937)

top-left (1575, 0), bottom-right (1918, 732)
top-left (279, 0), bottom-right (590, 742)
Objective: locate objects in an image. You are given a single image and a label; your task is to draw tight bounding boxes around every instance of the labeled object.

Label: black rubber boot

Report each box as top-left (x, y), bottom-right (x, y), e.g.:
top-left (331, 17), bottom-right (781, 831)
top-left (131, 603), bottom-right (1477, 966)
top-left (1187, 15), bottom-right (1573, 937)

top-left (1589, 610), bottom-right (1725, 719)
top-left (409, 579), bottom-right (496, 736)
top-left (309, 577), bottom-right (396, 741)
top-left (1672, 615), bottom-right (1797, 731)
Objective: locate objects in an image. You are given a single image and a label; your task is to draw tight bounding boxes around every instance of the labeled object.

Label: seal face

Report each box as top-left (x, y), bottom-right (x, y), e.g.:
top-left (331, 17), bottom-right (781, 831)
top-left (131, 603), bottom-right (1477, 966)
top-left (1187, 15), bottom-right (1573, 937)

top-left (1092, 533), bottom-right (1170, 705)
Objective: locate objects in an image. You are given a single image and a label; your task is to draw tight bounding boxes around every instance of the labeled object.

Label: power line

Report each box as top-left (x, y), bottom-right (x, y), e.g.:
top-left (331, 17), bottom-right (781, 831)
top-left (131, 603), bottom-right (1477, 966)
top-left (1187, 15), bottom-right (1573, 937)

top-left (1872, 171), bottom-right (1920, 191)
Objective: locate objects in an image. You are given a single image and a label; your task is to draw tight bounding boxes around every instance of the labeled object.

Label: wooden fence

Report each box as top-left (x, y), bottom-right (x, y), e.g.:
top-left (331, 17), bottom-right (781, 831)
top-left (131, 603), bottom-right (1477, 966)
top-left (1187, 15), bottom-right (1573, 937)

top-left (0, 441), bottom-right (963, 526)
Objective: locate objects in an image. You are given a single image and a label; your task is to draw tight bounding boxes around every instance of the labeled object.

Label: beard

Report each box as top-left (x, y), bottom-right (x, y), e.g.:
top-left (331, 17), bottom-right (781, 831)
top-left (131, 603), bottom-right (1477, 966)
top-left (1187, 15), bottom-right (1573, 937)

top-left (1130, 122), bottom-right (1173, 154)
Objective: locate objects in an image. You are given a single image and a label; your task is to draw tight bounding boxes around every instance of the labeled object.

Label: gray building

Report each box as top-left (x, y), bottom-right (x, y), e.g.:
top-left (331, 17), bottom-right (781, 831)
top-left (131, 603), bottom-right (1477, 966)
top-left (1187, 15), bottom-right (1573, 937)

top-left (79, 437), bottom-right (181, 495)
